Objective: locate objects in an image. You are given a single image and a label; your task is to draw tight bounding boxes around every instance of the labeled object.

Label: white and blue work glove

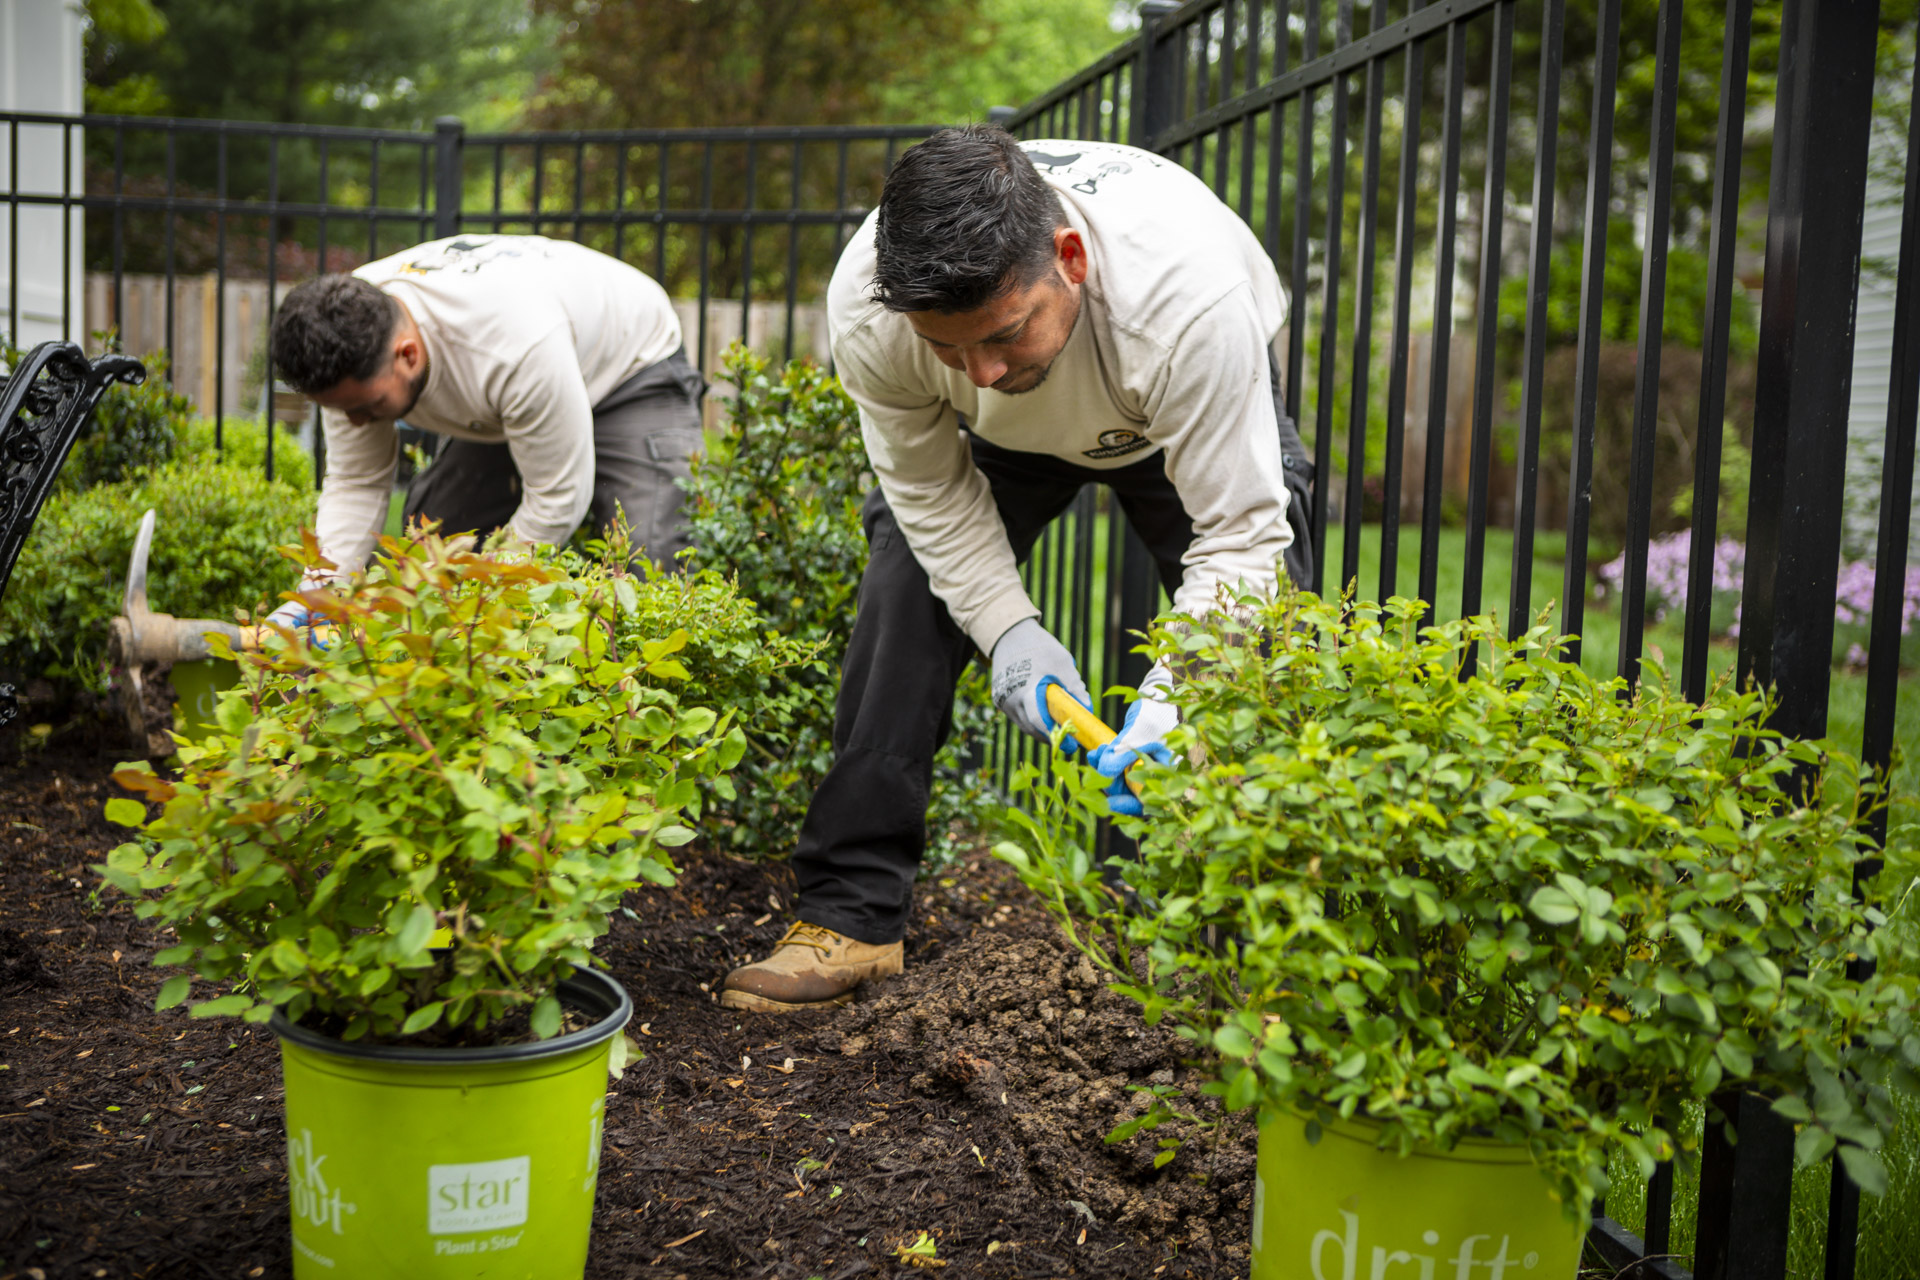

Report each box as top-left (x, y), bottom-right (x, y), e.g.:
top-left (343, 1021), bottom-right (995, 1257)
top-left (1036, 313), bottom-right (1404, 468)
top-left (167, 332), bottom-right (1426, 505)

top-left (1086, 663), bottom-right (1178, 816)
top-left (264, 597), bottom-right (329, 648)
top-left (990, 617), bottom-right (1093, 750)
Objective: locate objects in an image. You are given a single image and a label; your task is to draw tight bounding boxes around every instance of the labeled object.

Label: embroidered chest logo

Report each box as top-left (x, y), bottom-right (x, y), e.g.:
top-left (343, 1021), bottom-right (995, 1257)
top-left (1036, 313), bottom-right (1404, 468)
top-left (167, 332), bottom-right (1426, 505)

top-left (1084, 429), bottom-right (1153, 460)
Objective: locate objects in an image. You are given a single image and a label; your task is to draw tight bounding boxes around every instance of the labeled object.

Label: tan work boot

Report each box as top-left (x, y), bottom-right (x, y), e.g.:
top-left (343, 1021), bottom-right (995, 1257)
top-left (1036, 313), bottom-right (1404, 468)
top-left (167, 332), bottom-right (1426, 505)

top-left (719, 921), bottom-right (903, 1012)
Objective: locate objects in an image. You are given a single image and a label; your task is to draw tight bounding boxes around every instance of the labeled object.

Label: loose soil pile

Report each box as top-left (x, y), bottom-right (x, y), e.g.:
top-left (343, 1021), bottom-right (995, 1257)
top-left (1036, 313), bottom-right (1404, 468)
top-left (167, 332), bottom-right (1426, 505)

top-left (0, 721), bottom-right (1255, 1279)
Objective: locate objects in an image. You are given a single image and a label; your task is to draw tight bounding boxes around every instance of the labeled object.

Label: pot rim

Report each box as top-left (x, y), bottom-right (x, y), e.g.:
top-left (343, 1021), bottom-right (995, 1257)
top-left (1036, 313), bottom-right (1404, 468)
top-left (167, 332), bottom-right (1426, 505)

top-left (268, 964), bottom-right (632, 1065)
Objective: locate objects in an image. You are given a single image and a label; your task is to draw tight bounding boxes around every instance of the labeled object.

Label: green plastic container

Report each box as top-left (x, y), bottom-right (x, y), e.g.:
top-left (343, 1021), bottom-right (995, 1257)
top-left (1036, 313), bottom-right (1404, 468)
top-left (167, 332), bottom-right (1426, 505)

top-left (1252, 1111), bottom-right (1585, 1280)
top-left (167, 658), bottom-right (239, 742)
top-left (271, 968), bottom-right (631, 1279)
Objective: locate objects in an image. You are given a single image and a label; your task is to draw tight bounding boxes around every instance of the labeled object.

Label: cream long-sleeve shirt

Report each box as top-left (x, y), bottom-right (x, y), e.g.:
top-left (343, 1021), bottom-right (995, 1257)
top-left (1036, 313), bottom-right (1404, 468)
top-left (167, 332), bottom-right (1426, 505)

top-left (313, 235), bottom-right (682, 576)
top-left (826, 140), bottom-right (1294, 656)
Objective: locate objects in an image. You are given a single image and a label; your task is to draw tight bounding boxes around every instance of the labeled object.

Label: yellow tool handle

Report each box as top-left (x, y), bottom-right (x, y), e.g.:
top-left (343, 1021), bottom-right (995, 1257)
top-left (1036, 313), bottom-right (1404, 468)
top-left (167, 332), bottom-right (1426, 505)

top-left (1044, 684), bottom-right (1143, 800)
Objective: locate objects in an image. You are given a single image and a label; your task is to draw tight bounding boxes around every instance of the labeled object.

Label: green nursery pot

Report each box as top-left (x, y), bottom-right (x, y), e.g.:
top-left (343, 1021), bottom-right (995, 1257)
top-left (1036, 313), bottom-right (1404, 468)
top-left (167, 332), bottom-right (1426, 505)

top-left (270, 967), bottom-right (631, 1280)
top-left (167, 658), bottom-right (239, 742)
top-left (1252, 1110), bottom-right (1586, 1280)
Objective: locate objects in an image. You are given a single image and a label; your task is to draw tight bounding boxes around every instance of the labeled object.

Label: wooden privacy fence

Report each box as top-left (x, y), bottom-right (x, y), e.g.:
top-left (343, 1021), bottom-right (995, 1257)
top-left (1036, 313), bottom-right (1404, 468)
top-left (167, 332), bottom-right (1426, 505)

top-left (79, 271), bottom-right (829, 424)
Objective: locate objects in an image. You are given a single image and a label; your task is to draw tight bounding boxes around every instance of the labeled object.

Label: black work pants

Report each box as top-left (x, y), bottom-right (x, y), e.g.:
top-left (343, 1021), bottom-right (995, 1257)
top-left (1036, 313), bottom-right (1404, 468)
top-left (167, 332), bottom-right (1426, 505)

top-left (792, 356), bottom-right (1314, 945)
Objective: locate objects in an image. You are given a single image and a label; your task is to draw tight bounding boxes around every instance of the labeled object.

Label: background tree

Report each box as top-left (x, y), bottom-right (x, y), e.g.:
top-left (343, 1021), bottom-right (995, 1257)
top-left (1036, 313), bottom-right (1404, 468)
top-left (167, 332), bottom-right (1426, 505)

top-left (528, 0), bottom-right (1127, 129)
top-left (86, 0), bottom-right (555, 129)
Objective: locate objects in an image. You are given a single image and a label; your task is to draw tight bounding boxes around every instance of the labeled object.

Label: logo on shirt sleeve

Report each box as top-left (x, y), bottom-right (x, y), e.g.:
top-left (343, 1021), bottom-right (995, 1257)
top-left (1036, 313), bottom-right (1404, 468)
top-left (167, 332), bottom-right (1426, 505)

top-left (1021, 140), bottom-right (1159, 193)
top-left (1025, 150), bottom-right (1083, 172)
top-left (1070, 161), bottom-right (1133, 194)
top-left (399, 237), bottom-right (524, 275)
top-left (1083, 429), bottom-right (1154, 460)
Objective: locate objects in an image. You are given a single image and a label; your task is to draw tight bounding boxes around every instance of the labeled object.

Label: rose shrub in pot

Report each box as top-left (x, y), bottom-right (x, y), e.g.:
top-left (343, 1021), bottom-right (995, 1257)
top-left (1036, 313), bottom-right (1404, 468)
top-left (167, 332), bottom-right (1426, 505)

top-left (998, 588), bottom-right (1919, 1279)
top-left (100, 529), bottom-right (752, 1277)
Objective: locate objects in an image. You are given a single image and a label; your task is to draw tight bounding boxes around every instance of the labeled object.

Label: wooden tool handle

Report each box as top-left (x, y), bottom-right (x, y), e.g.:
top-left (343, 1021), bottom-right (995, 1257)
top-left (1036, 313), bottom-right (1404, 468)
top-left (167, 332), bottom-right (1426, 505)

top-left (1043, 684), bottom-right (1143, 801)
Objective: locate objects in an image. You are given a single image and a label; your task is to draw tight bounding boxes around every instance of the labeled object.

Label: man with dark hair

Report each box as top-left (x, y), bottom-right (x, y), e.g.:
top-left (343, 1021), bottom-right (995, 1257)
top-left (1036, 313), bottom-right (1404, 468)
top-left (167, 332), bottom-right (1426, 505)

top-left (267, 235), bottom-right (703, 611)
top-left (721, 125), bottom-right (1313, 1012)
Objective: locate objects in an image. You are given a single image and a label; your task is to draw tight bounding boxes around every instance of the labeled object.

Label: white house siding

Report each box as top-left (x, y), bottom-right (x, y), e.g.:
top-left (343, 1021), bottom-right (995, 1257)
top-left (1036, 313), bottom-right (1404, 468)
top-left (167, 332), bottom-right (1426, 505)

top-left (1848, 171), bottom-right (1920, 564)
top-left (0, 0), bottom-right (85, 349)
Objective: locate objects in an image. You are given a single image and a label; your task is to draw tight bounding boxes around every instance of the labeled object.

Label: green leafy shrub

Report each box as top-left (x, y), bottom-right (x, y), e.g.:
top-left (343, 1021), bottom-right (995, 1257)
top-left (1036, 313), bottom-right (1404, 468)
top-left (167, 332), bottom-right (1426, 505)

top-left (683, 346), bottom-right (996, 862)
top-left (174, 413), bottom-right (316, 492)
top-left (998, 587), bottom-right (1920, 1219)
top-left (100, 529), bottom-right (747, 1043)
top-left (0, 455), bottom-right (315, 689)
top-left (561, 524), bottom-right (816, 725)
top-left (61, 354), bottom-right (187, 490)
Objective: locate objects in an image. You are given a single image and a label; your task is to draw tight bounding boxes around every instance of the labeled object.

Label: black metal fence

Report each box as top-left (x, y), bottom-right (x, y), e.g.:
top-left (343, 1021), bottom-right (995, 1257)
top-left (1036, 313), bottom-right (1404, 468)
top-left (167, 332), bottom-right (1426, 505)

top-left (2, 3), bottom-right (1916, 1273)
top-left (0, 111), bottom-right (936, 469)
top-left (1002, 0), bottom-right (1916, 1278)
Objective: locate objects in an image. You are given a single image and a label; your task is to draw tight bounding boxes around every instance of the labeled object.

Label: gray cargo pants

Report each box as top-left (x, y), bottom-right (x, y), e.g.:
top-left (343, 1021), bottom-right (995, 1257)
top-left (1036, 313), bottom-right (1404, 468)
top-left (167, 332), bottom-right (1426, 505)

top-left (401, 347), bottom-right (706, 570)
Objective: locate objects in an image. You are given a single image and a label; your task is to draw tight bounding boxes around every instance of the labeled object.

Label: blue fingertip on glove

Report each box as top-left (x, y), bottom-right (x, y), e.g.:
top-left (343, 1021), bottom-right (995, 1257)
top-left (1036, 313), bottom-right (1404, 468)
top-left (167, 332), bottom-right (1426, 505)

top-left (1034, 674), bottom-right (1094, 757)
top-left (1085, 699), bottom-right (1175, 775)
top-left (1085, 698), bottom-right (1174, 816)
top-left (1102, 772), bottom-right (1145, 817)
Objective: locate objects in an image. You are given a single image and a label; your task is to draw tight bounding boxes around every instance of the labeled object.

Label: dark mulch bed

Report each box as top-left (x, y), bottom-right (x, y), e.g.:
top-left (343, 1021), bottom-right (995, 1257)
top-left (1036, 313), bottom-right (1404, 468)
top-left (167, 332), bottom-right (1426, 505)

top-left (0, 718), bottom-right (1254, 1280)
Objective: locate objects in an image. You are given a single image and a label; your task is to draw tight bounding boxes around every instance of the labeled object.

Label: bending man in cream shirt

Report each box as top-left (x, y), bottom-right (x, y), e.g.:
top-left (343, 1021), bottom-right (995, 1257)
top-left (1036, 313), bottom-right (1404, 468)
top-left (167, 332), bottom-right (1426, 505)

top-left (721, 126), bottom-right (1314, 1013)
top-left (268, 234), bottom-right (704, 589)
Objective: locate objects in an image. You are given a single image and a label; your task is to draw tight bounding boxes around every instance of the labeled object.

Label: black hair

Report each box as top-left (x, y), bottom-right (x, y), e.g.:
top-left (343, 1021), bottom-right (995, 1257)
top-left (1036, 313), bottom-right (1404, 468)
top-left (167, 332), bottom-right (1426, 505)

top-left (871, 125), bottom-right (1067, 314)
top-left (269, 275), bottom-right (401, 393)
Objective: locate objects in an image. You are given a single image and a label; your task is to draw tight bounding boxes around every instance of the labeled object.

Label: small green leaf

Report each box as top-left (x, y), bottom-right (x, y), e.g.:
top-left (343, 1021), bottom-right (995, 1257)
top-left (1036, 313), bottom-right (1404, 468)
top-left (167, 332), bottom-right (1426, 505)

top-left (155, 974), bottom-right (192, 1010)
top-left (189, 994), bottom-right (253, 1019)
top-left (1213, 1025), bottom-right (1254, 1058)
top-left (676, 707), bottom-right (718, 736)
top-left (395, 904), bottom-right (435, 957)
top-left (1771, 1095), bottom-right (1814, 1124)
top-left (530, 994), bottom-right (562, 1039)
top-left (1837, 1144), bottom-right (1889, 1197)
top-left (1796, 1124), bottom-right (1836, 1167)
top-left (104, 797), bottom-right (148, 828)
top-left (1714, 1039), bottom-right (1754, 1078)
top-left (402, 1002), bottom-right (445, 1035)
top-left (1528, 886), bottom-right (1581, 925)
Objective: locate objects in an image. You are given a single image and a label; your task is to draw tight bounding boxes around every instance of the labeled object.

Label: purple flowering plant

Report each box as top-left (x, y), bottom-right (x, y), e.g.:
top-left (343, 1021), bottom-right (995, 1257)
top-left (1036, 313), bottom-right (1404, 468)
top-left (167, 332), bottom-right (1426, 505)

top-left (1597, 532), bottom-right (1920, 669)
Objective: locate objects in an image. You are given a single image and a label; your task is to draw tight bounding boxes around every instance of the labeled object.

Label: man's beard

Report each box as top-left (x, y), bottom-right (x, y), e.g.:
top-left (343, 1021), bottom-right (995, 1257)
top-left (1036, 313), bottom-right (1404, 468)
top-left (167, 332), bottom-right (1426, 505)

top-left (990, 277), bottom-right (1079, 395)
top-left (992, 362), bottom-right (1055, 395)
top-left (395, 364), bottom-right (430, 419)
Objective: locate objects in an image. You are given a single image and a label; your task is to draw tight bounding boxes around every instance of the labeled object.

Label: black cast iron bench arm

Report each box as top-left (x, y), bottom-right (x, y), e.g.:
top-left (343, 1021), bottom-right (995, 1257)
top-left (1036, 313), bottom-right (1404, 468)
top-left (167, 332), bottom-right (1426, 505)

top-left (0, 342), bottom-right (148, 727)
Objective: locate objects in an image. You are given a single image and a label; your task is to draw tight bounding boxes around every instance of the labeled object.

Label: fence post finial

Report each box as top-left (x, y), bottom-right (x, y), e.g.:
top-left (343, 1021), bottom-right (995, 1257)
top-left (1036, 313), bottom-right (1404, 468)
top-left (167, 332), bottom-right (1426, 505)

top-left (1133, 1), bottom-right (1182, 151)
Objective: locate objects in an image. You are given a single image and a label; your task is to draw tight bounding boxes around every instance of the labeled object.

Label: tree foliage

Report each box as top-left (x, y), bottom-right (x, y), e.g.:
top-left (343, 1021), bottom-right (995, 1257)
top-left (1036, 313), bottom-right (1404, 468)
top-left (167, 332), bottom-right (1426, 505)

top-left (84, 0), bottom-right (555, 127)
top-left (529, 0), bottom-right (1126, 129)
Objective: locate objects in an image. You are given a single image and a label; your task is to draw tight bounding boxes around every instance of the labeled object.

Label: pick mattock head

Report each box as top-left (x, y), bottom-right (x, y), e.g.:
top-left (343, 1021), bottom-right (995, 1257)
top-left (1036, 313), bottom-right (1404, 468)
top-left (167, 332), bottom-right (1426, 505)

top-left (109, 508), bottom-right (247, 753)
